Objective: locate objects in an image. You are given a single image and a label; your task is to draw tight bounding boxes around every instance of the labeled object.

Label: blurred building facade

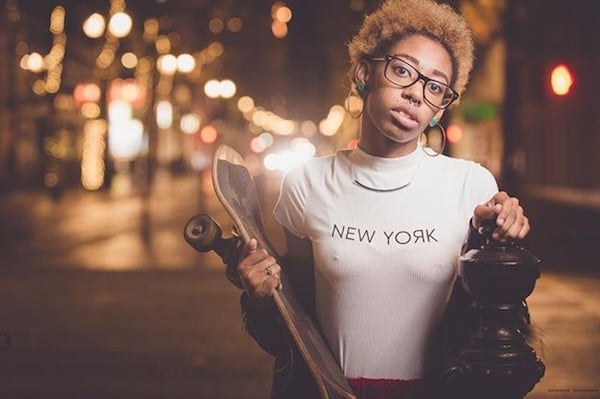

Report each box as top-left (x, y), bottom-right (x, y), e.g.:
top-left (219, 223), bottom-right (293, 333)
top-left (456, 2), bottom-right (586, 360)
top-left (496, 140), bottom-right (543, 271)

top-left (503, 0), bottom-right (598, 197)
top-left (0, 0), bottom-right (367, 194)
top-left (501, 0), bottom-right (599, 266)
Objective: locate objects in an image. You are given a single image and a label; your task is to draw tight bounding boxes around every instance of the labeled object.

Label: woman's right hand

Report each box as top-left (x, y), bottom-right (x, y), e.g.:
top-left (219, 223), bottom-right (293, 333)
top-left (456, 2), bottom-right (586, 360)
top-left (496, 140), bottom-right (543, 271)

top-left (238, 238), bottom-right (282, 300)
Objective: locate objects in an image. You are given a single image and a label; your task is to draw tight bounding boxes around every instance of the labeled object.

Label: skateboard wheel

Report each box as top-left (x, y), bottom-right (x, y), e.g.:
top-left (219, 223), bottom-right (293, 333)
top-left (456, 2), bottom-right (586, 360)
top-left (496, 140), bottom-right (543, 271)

top-left (184, 214), bottom-right (222, 252)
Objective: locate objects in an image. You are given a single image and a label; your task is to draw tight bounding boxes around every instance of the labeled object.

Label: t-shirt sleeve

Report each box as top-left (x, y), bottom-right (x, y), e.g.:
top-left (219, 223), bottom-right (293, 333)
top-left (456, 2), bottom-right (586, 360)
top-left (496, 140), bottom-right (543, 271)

top-left (273, 166), bottom-right (309, 239)
top-left (463, 162), bottom-right (499, 220)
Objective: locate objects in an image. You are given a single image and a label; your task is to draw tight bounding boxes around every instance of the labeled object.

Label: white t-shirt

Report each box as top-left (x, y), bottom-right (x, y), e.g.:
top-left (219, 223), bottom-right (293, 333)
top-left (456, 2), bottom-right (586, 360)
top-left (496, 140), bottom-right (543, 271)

top-left (273, 145), bottom-right (497, 381)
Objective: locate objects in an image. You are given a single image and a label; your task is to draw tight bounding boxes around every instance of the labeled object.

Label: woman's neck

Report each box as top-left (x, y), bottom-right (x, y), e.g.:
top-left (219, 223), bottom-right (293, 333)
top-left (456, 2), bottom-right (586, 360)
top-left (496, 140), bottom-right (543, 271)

top-left (358, 133), bottom-right (419, 158)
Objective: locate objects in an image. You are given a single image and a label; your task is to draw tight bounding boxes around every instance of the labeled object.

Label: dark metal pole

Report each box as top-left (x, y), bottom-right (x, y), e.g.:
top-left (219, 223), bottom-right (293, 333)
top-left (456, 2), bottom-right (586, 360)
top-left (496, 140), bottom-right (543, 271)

top-left (441, 221), bottom-right (545, 398)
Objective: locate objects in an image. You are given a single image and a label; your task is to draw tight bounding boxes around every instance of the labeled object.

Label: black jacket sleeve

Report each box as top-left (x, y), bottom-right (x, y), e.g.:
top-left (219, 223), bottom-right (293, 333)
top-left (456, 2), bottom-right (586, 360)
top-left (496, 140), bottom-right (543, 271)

top-left (239, 253), bottom-right (317, 357)
top-left (240, 292), bottom-right (290, 356)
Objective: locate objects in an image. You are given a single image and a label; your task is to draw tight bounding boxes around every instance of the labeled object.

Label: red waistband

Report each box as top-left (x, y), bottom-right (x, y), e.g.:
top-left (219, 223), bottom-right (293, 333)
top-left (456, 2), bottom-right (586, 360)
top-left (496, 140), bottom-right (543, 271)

top-left (347, 377), bottom-right (427, 399)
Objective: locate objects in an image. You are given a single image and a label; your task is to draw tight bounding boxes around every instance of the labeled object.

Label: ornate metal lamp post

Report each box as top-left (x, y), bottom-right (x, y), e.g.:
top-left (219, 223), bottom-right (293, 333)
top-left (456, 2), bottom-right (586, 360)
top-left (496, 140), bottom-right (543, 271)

top-left (442, 221), bottom-right (545, 399)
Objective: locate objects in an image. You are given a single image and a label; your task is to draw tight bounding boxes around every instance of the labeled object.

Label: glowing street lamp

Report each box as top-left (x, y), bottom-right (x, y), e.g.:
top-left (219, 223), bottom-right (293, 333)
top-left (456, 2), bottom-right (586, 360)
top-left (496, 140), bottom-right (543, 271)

top-left (157, 54), bottom-right (177, 75)
top-left (204, 79), bottom-right (237, 99)
top-left (108, 12), bottom-right (133, 38)
top-left (23, 52), bottom-right (44, 72)
top-left (176, 54), bottom-right (196, 73)
top-left (83, 13), bottom-right (105, 38)
top-left (220, 79), bottom-right (236, 99)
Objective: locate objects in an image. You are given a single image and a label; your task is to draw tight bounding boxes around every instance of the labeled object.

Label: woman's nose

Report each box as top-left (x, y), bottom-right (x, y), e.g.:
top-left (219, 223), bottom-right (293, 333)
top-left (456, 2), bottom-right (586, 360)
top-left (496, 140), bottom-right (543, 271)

top-left (401, 80), bottom-right (425, 104)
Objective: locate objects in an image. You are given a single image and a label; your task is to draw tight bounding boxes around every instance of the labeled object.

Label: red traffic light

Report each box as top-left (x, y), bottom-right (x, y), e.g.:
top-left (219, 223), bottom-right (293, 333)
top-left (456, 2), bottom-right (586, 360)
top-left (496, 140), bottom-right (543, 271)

top-left (550, 64), bottom-right (574, 96)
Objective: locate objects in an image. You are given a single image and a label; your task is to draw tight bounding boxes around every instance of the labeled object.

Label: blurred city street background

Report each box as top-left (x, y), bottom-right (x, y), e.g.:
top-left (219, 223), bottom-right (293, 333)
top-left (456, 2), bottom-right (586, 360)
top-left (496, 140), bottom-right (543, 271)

top-left (0, 172), bottom-right (277, 398)
top-left (1, 0), bottom-right (599, 398)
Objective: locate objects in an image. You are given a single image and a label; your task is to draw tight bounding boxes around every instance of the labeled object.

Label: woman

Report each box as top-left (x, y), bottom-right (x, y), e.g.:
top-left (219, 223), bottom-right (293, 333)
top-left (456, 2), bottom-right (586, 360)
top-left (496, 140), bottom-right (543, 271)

top-left (236, 0), bottom-right (530, 398)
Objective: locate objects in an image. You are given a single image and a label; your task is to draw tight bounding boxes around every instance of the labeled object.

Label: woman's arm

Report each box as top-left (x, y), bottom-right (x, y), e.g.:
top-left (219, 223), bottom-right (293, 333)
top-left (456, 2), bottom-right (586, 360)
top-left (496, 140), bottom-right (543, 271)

top-left (238, 228), bottom-right (315, 356)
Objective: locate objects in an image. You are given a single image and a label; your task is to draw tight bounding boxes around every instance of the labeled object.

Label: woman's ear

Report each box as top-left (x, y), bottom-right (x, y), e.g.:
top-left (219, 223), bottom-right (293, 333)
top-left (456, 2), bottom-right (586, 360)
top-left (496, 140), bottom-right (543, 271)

top-left (354, 61), bottom-right (369, 96)
top-left (354, 61), bottom-right (369, 84)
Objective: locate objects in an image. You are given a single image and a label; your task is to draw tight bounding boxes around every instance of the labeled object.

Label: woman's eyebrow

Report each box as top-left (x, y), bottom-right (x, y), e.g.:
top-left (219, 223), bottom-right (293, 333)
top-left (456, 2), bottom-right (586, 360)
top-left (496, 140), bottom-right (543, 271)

top-left (393, 53), bottom-right (451, 83)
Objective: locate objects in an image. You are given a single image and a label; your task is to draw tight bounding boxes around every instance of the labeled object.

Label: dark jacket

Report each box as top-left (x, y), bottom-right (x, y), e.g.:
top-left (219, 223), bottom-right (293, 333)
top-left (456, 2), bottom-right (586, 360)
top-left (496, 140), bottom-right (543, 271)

top-left (239, 253), bottom-right (323, 398)
top-left (241, 293), bottom-right (322, 398)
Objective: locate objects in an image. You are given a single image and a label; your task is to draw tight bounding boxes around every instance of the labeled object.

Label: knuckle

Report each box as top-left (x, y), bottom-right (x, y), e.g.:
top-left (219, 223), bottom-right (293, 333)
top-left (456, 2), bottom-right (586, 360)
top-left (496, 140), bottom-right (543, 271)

top-left (237, 262), bottom-right (247, 274)
top-left (258, 249), bottom-right (269, 257)
top-left (240, 270), bottom-right (252, 283)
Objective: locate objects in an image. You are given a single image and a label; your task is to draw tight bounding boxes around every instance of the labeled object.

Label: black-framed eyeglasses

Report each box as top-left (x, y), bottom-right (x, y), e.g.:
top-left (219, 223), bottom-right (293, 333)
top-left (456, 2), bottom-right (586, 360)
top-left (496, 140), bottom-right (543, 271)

top-left (370, 55), bottom-right (459, 109)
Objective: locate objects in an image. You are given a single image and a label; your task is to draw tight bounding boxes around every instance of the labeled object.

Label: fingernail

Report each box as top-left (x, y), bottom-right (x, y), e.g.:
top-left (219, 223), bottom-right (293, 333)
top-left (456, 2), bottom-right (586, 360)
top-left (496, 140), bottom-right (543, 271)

top-left (497, 217), bottom-right (505, 226)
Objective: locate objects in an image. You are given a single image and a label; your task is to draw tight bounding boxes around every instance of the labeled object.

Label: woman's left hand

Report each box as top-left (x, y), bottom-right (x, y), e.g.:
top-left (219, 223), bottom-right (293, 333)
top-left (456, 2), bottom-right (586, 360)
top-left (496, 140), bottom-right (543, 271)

top-left (473, 191), bottom-right (530, 241)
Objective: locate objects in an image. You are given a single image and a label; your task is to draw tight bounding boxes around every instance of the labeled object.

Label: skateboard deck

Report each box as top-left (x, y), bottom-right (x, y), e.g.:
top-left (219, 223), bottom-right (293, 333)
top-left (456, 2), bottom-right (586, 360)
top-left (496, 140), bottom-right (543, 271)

top-left (212, 145), bottom-right (355, 399)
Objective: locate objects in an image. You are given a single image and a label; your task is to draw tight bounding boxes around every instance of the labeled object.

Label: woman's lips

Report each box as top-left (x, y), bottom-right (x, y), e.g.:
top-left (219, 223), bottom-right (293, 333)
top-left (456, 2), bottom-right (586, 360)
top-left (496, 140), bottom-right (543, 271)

top-left (390, 108), bottom-right (419, 129)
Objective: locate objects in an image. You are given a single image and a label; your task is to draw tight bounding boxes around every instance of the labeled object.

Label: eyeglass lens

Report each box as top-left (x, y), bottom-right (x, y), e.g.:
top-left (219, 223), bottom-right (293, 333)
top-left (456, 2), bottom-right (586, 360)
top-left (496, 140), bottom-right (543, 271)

top-left (385, 57), bottom-right (455, 108)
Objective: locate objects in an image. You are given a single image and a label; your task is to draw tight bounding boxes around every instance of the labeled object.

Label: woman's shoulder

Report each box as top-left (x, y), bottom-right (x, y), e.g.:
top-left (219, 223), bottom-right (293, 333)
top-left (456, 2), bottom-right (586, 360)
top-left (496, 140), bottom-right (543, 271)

top-left (432, 153), bottom-right (492, 173)
top-left (427, 154), bottom-right (496, 185)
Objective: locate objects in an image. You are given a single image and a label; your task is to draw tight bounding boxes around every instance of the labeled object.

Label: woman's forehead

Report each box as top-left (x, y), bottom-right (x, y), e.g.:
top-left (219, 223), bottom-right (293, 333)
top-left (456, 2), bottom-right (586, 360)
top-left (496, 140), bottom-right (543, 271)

top-left (387, 34), bottom-right (453, 80)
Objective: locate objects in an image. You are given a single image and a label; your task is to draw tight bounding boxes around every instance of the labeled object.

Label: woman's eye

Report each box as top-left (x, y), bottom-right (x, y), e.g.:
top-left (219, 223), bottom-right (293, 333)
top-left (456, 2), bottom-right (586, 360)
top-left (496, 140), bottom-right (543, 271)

top-left (427, 82), bottom-right (443, 95)
top-left (391, 65), bottom-right (411, 78)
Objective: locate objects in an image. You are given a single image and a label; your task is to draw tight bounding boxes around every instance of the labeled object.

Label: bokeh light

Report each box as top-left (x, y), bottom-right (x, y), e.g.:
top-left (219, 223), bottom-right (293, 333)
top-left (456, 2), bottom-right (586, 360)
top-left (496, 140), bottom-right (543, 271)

top-left (237, 96), bottom-right (255, 113)
top-left (200, 125), bottom-right (218, 143)
top-left (108, 12), bottom-right (133, 38)
top-left (156, 100), bottom-right (173, 129)
top-left (83, 13), bottom-right (105, 38)
top-left (209, 18), bottom-right (224, 34)
top-left (446, 124), bottom-right (463, 144)
top-left (550, 64), bottom-right (574, 96)
top-left (157, 54), bottom-right (177, 75)
top-left (176, 53), bottom-right (196, 73)
top-left (180, 113), bottom-right (201, 134)
top-left (121, 52), bottom-right (138, 69)
top-left (271, 20), bottom-right (288, 39)
top-left (227, 17), bottom-right (243, 32)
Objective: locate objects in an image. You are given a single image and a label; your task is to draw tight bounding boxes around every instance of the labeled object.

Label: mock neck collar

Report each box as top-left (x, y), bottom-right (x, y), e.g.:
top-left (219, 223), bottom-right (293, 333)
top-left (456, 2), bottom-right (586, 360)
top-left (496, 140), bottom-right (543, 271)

top-left (349, 145), bottom-right (425, 192)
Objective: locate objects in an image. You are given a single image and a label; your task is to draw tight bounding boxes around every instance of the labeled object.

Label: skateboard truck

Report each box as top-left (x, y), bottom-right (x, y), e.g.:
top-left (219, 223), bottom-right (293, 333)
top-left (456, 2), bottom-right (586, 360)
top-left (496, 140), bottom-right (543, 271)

top-left (184, 213), bottom-right (244, 289)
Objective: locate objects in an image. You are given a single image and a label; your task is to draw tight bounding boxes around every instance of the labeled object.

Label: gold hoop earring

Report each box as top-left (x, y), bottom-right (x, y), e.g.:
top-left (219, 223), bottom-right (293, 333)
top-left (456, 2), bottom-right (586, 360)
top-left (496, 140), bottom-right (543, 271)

top-left (344, 86), bottom-right (364, 119)
top-left (420, 119), bottom-right (446, 157)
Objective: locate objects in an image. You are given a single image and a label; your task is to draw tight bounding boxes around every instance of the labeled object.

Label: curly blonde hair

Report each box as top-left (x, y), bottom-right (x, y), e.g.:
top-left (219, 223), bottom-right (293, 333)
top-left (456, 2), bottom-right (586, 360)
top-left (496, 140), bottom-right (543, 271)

top-left (348, 0), bottom-right (474, 99)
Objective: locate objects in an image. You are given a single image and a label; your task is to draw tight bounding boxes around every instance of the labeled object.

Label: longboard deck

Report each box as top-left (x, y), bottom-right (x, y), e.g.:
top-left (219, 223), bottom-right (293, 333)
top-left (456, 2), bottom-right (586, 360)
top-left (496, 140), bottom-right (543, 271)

top-left (212, 145), bottom-right (356, 399)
